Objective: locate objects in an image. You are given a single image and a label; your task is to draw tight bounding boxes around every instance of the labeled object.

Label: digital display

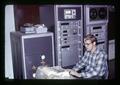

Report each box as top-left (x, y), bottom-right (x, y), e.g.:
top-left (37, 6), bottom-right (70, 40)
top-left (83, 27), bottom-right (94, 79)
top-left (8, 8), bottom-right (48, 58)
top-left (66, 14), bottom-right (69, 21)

top-left (61, 23), bottom-right (69, 25)
top-left (64, 9), bottom-right (76, 19)
top-left (93, 26), bottom-right (102, 29)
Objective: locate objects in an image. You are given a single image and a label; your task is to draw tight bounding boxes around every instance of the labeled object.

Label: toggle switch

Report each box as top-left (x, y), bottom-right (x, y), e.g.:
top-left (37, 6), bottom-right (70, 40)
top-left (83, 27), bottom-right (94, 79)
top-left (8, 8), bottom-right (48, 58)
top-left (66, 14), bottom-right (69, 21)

top-left (32, 65), bottom-right (37, 71)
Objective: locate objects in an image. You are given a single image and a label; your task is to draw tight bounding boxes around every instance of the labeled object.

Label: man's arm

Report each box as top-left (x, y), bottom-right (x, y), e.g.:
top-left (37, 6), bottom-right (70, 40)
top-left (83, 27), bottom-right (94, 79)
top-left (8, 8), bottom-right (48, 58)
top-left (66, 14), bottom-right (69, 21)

top-left (80, 53), bottom-right (107, 78)
top-left (73, 51), bottom-right (88, 71)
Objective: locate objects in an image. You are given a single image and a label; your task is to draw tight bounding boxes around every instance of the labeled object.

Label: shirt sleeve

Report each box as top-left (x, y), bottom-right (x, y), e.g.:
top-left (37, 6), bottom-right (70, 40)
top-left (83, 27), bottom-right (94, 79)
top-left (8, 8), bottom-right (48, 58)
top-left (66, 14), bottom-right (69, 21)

top-left (80, 52), bottom-right (107, 78)
top-left (73, 51), bottom-right (88, 71)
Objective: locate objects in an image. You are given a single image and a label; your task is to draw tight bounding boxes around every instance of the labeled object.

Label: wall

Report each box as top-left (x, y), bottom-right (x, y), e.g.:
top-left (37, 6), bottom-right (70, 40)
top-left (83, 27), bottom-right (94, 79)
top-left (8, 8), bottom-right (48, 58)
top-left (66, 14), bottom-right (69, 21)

top-left (108, 5), bottom-right (115, 40)
top-left (5, 5), bottom-right (15, 79)
top-left (108, 40), bottom-right (115, 60)
top-left (108, 5), bottom-right (115, 60)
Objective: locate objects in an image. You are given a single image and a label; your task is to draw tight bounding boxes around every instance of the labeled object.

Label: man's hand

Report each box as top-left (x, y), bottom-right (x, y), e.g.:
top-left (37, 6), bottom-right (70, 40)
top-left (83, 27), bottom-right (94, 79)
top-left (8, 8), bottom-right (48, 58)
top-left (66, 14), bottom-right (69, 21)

top-left (69, 70), bottom-right (81, 78)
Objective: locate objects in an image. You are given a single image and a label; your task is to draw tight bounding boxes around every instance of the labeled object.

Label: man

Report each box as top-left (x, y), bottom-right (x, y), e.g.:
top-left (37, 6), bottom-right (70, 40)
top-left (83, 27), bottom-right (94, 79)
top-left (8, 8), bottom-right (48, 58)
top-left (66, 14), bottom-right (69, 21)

top-left (69, 34), bottom-right (108, 79)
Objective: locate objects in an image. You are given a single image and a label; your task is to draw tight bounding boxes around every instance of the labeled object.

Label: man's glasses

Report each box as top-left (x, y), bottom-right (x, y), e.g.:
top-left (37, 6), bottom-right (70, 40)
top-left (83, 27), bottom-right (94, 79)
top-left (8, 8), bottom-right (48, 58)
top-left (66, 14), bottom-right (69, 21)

top-left (84, 43), bottom-right (92, 46)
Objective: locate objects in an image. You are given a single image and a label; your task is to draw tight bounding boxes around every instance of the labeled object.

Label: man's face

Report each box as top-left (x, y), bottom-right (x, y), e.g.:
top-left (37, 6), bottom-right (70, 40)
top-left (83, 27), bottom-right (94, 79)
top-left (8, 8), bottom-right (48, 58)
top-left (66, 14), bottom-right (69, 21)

top-left (84, 39), bottom-right (95, 52)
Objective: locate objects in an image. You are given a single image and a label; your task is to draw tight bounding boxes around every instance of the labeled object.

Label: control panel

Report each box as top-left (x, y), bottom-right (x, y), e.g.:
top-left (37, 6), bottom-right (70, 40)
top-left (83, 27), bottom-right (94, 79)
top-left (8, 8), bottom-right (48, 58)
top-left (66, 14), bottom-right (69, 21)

top-left (55, 5), bottom-right (83, 67)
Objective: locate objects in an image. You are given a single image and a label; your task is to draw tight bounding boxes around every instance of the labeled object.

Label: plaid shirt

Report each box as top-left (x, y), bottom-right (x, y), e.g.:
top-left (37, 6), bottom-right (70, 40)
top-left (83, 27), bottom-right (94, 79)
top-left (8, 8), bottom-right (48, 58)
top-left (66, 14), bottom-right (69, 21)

top-left (73, 47), bottom-right (108, 78)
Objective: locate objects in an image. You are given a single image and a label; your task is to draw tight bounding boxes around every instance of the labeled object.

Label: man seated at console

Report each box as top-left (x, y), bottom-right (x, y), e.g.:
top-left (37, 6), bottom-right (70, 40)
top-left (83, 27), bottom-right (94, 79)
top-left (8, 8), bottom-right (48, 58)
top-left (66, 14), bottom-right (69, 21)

top-left (68, 34), bottom-right (108, 79)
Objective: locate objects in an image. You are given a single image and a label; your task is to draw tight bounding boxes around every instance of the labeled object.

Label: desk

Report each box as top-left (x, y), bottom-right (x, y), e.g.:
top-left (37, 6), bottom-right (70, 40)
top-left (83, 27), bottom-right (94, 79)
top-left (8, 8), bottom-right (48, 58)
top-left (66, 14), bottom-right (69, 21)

top-left (35, 66), bottom-right (76, 79)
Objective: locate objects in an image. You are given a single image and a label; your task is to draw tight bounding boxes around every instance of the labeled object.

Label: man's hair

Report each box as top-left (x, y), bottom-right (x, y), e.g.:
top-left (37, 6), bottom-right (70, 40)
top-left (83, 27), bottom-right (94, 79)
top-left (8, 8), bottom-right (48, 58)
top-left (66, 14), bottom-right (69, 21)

top-left (84, 34), bottom-right (97, 43)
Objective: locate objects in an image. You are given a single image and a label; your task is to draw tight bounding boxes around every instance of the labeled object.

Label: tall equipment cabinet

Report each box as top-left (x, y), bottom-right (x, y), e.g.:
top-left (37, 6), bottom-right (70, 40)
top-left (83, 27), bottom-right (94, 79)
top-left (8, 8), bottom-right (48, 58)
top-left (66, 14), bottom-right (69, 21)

top-left (83, 5), bottom-right (109, 53)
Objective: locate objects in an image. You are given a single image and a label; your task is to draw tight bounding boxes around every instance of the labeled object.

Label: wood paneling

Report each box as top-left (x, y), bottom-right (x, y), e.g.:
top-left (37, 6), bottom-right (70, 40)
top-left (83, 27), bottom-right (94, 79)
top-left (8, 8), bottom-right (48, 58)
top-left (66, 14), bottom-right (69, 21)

top-left (14, 5), bottom-right (40, 31)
